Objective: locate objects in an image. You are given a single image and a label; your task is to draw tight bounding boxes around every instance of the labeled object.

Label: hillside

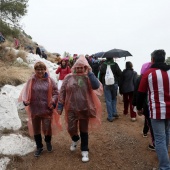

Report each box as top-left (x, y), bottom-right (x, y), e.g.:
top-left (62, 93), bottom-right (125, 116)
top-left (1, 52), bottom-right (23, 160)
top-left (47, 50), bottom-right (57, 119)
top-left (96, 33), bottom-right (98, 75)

top-left (0, 34), bottom-right (159, 170)
top-left (0, 34), bottom-right (57, 88)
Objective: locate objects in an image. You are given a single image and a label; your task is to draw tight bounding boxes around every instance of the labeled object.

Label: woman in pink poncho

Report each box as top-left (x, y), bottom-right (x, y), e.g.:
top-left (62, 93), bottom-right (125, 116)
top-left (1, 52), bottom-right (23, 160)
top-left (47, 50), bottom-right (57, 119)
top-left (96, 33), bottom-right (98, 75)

top-left (19, 61), bottom-right (62, 157)
top-left (57, 55), bottom-right (103, 162)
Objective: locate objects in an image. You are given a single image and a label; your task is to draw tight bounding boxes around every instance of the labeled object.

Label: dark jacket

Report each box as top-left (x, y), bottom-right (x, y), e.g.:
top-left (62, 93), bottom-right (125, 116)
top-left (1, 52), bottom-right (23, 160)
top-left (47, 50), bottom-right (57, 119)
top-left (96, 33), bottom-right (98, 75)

top-left (119, 69), bottom-right (137, 94)
top-left (36, 47), bottom-right (42, 56)
top-left (42, 52), bottom-right (47, 59)
top-left (132, 75), bottom-right (149, 117)
top-left (99, 60), bottom-right (122, 85)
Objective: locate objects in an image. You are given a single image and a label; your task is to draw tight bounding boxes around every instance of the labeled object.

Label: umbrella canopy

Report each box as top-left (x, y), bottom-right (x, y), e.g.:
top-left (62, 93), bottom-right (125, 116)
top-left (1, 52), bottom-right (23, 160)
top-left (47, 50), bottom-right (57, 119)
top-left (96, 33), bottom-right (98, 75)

top-left (94, 52), bottom-right (105, 58)
top-left (102, 49), bottom-right (132, 58)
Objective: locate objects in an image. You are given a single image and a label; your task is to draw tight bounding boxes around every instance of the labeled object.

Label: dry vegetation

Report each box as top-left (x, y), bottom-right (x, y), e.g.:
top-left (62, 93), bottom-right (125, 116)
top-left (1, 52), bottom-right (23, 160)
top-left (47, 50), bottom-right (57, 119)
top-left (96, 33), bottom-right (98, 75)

top-left (0, 38), bottom-right (57, 88)
top-left (0, 42), bottom-right (33, 87)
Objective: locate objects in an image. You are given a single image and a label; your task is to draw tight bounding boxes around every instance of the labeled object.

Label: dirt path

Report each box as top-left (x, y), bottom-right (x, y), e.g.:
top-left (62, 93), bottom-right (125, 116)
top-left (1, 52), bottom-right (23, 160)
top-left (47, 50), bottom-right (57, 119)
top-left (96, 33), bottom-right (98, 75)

top-left (7, 96), bottom-right (158, 170)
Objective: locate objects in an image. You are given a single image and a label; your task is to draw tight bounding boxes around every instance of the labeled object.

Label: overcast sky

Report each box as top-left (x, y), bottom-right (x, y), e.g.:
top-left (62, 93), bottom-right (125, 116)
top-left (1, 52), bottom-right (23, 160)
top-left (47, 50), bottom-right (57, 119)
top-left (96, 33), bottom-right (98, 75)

top-left (21, 0), bottom-right (170, 73)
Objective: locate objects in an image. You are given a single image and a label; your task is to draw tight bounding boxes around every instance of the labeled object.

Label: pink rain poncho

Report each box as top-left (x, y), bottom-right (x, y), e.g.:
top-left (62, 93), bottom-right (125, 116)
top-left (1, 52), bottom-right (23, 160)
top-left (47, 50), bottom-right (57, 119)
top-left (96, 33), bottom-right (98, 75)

top-left (59, 55), bottom-right (103, 132)
top-left (19, 73), bottom-right (62, 136)
top-left (140, 62), bottom-right (152, 75)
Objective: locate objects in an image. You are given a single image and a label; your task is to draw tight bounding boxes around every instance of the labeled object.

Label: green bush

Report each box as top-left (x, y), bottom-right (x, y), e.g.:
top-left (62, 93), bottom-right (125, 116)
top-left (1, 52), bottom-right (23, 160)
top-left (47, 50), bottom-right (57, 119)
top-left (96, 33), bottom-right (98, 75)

top-left (0, 20), bottom-right (20, 38)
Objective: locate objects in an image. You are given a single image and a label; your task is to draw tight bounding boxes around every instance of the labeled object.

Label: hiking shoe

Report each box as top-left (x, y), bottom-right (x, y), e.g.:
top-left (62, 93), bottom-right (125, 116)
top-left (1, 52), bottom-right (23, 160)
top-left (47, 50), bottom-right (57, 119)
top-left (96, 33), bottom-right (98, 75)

top-left (46, 142), bottom-right (53, 152)
top-left (81, 151), bottom-right (89, 162)
top-left (114, 114), bottom-right (119, 119)
top-left (143, 133), bottom-right (148, 138)
top-left (148, 144), bottom-right (155, 151)
top-left (131, 118), bottom-right (136, 122)
top-left (107, 118), bottom-right (114, 122)
top-left (34, 148), bottom-right (43, 157)
top-left (70, 140), bottom-right (79, 151)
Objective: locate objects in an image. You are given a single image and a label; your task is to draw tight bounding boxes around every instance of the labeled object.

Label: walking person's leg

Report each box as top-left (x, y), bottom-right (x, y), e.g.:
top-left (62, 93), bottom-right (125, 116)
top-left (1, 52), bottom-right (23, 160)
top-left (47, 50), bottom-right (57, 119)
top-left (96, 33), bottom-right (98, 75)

top-left (143, 117), bottom-right (149, 137)
top-left (79, 119), bottom-right (89, 162)
top-left (151, 119), bottom-right (170, 169)
top-left (147, 118), bottom-right (155, 150)
top-left (42, 118), bottom-right (52, 152)
top-left (165, 119), bottom-right (170, 150)
top-left (123, 93), bottom-right (129, 115)
top-left (104, 85), bottom-right (114, 121)
top-left (67, 114), bottom-right (80, 151)
top-left (129, 92), bottom-right (136, 121)
top-left (112, 84), bottom-right (118, 117)
top-left (32, 117), bottom-right (43, 157)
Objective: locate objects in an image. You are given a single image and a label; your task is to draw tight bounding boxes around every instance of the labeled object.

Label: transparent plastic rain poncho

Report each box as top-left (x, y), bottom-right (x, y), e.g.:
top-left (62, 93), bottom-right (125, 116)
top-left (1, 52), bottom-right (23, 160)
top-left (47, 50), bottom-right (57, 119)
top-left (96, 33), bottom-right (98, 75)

top-left (19, 73), bottom-right (62, 136)
top-left (59, 55), bottom-right (103, 131)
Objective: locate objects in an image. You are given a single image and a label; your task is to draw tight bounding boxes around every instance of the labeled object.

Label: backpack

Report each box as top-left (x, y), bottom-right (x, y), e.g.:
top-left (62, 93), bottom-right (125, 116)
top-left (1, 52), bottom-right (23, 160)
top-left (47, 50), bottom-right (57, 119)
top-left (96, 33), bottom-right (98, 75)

top-left (105, 65), bottom-right (115, 85)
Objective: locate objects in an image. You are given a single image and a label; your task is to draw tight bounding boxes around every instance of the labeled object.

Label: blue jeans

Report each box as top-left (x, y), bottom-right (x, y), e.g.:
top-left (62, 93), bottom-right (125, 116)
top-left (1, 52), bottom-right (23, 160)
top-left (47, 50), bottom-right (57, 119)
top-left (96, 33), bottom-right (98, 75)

top-left (151, 119), bottom-right (170, 170)
top-left (104, 84), bottom-right (118, 120)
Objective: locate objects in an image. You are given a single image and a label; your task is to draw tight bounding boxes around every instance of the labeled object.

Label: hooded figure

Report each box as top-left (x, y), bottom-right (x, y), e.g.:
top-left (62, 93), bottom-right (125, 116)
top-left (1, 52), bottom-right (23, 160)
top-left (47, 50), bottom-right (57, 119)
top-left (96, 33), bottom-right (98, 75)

top-left (19, 61), bottom-right (62, 157)
top-left (57, 55), bottom-right (103, 162)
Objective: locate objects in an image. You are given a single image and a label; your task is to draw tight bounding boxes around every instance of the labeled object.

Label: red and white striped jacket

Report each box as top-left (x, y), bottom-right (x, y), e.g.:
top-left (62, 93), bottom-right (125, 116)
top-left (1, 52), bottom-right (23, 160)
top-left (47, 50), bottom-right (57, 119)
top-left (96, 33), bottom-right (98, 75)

top-left (138, 68), bottom-right (170, 119)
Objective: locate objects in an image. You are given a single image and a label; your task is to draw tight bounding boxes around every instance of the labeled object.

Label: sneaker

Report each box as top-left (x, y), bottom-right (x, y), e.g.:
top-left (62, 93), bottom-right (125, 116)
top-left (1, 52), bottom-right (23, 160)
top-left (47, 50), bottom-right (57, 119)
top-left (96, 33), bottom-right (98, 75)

top-left (34, 148), bottom-right (43, 157)
top-left (143, 133), bottom-right (148, 138)
top-left (107, 118), bottom-right (114, 122)
top-left (114, 114), bottom-right (119, 119)
top-left (46, 142), bottom-right (53, 152)
top-left (131, 118), bottom-right (136, 122)
top-left (70, 140), bottom-right (79, 151)
top-left (148, 144), bottom-right (155, 151)
top-left (81, 151), bottom-right (89, 162)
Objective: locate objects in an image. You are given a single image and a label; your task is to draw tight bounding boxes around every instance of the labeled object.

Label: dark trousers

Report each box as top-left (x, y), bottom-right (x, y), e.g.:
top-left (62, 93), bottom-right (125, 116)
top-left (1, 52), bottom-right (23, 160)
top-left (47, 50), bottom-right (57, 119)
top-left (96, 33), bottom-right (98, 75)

top-left (143, 116), bottom-right (155, 145)
top-left (123, 92), bottom-right (136, 118)
top-left (72, 132), bottom-right (89, 151)
top-left (34, 134), bottom-right (51, 149)
top-left (70, 119), bottom-right (89, 151)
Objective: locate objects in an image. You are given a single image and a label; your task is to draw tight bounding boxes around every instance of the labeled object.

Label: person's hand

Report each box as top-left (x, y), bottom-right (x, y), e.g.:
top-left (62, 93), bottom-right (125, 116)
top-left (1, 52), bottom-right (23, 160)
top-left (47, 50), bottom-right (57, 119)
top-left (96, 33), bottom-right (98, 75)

top-left (85, 65), bottom-right (92, 73)
top-left (57, 110), bottom-right (62, 115)
top-left (137, 109), bottom-right (143, 116)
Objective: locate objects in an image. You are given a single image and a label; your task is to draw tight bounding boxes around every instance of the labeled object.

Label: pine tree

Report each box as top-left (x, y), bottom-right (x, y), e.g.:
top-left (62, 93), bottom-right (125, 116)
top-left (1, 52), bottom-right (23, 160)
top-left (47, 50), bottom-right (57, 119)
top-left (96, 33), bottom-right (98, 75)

top-left (0, 0), bottom-right (28, 27)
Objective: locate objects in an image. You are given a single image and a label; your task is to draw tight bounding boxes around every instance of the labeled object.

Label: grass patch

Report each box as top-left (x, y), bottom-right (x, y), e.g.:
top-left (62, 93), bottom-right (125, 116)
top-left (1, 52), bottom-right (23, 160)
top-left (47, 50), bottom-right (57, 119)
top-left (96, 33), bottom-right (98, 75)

top-left (0, 60), bottom-right (33, 87)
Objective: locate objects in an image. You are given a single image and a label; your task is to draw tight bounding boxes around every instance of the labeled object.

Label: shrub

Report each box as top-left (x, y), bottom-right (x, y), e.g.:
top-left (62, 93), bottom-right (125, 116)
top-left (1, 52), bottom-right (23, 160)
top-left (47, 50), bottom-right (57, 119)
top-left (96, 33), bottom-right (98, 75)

top-left (16, 50), bottom-right (27, 62)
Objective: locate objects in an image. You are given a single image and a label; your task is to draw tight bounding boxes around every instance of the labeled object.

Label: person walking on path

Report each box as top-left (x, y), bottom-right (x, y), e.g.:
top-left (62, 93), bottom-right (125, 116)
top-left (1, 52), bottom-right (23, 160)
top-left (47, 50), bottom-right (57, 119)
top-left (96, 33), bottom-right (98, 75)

top-left (99, 57), bottom-right (122, 122)
top-left (19, 61), bottom-right (62, 157)
top-left (35, 43), bottom-right (42, 57)
top-left (55, 58), bottom-right (71, 91)
top-left (119, 61), bottom-right (137, 121)
top-left (137, 50), bottom-right (170, 169)
top-left (57, 55), bottom-right (102, 162)
top-left (42, 51), bottom-right (47, 59)
top-left (92, 56), bottom-right (100, 78)
top-left (132, 61), bottom-right (155, 151)
top-left (13, 37), bottom-right (19, 49)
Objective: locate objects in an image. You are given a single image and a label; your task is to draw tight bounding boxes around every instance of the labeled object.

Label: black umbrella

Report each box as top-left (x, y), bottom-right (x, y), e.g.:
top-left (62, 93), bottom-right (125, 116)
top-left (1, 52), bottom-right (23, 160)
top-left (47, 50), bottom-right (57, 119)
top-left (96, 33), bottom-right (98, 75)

top-left (102, 48), bottom-right (132, 58)
top-left (94, 52), bottom-right (105, 58)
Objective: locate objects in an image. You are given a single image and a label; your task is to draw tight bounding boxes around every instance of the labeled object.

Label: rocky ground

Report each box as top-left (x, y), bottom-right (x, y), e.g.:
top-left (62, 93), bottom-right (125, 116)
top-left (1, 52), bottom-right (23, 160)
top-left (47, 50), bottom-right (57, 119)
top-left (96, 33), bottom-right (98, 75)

top-left (7, 95), bottom-right (159, 170)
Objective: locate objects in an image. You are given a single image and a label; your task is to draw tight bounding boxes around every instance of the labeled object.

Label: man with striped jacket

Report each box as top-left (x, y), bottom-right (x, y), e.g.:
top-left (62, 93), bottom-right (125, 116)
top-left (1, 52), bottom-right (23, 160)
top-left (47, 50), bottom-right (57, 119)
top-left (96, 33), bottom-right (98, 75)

top-left (137, 49), bottom-right (170, 170)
